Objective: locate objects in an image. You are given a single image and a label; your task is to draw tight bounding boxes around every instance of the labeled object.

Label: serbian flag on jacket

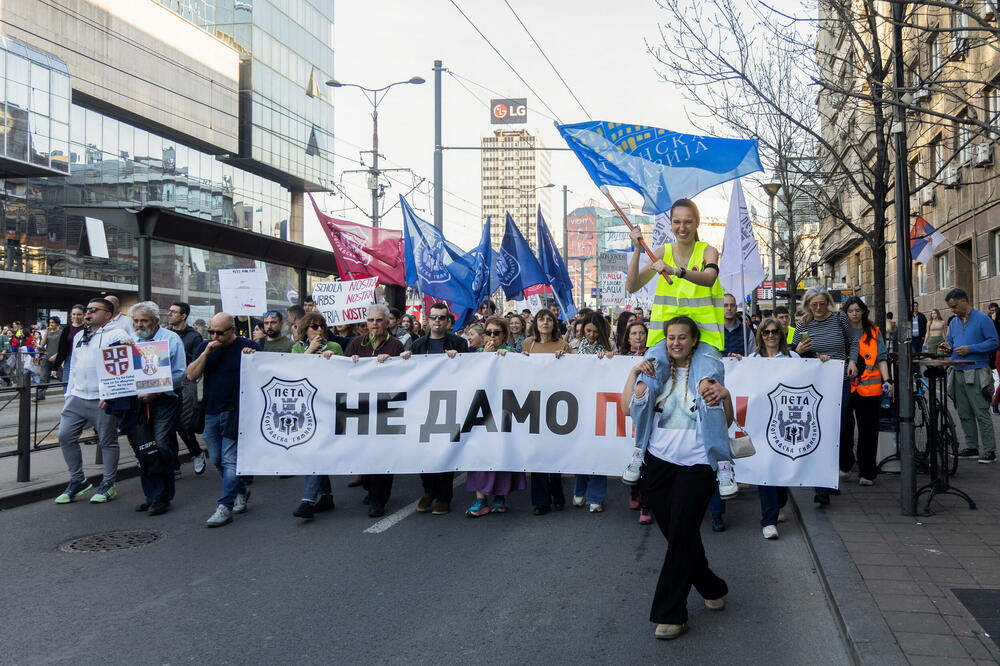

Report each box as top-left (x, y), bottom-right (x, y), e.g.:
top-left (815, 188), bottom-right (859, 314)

top-left (308, 192), bottom-right (405, 285)
top-left (909, 216), bottom-right (946, 264)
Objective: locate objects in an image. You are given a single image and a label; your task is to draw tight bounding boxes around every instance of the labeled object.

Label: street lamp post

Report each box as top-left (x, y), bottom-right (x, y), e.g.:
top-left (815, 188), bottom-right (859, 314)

top-left (326, 75), bottom-right (425, 227)
top-left (763, 178), bottom-right (782, 313)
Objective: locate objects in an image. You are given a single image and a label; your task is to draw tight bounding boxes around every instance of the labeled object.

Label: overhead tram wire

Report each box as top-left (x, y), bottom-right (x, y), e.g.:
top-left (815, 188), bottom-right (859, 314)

top-left (502, 0), bottom-right (592, 121)
top-left (448, 0), bottom-right (564, 124)
top-left (446, 71), bottom-right (561, 124)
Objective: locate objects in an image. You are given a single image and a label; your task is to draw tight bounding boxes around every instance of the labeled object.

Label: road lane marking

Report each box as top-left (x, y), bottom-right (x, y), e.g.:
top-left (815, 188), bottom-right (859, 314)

top-left (364, 473), bottom-right (466, 534)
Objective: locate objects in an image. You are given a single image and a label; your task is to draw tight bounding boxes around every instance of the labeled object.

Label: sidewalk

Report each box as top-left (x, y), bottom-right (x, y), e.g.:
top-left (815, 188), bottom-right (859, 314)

top-left (792, 458), bottom-right (1000, 665)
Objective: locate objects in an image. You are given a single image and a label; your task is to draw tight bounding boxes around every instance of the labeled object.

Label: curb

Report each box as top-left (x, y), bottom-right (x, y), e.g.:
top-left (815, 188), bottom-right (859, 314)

top-left (790, 487), bottom-right (908, 666)
top-left (0, 453), bottom-right (193, 511)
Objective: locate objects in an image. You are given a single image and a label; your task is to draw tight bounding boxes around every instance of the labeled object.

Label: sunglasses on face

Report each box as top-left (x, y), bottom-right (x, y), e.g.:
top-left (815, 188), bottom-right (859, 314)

top-left (762, 329), bottom-right (781, 336)
top-left (308, 323), bottom-right (324, 330)
top-left (85, 307), bottom-right (109, 314)
top-left (428, 314), bottom-right (448, 321)
top-left (263, 311), bottom-right (279, 318)
top-left (484, 330), bottom-right (503, 336)
top-left (208, 326), bottom-right (234, 336)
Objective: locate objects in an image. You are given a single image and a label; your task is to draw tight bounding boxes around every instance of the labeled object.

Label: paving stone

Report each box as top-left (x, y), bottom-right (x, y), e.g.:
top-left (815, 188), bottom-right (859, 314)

top-left (931, 596), bottom-right (963, 616)
top-left (958, 635), bottom-right (996, 661)
top-left (925, 567), bottom-right (977, 585)
top-left (905, 656), bottom-right (975, 666)
top-left (842, 540), bottom-right (896, 553)
top-left (944, 614), bottom-right (978, 637)
top-left (873, 594), bottom-right (937, 613)
top-left (883, 610), bottom-right (954, 635)
top-left (857, 564), bottom-right (913, 581)
top-left (850, 551), bottom-right (904, 566)
top-left (969, 570), bottom-right (1000, 586)
top-left (895, 631), bottom-right (971, 658)
top-left (918, 582), bottom-right (945, 597)
top-left (865, 579), bottom-right (927, 596)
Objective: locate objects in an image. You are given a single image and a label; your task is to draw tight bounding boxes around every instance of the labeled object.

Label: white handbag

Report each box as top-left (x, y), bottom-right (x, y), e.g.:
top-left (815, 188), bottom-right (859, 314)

top-left (729, 424), bottom-right (756, 459)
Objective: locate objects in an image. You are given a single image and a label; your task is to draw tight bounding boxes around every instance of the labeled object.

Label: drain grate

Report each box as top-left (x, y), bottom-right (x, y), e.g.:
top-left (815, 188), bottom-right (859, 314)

top-left (59, 529), bottom-right (163, 553)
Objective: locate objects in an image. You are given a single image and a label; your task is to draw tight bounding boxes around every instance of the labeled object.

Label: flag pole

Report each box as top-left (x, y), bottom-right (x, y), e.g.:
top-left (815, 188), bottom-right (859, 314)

top-left (599, 186), bottom-right (672, 284)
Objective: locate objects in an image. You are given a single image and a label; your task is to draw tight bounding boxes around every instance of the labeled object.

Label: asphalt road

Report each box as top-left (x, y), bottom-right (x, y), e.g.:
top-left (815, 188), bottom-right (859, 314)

top-left (1, 472), bottom-right (850, 665)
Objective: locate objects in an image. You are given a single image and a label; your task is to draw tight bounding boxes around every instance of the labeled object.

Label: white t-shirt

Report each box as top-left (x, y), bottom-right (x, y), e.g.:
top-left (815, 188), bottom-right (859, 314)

top-left (647, 367), bottom-right (709, 466)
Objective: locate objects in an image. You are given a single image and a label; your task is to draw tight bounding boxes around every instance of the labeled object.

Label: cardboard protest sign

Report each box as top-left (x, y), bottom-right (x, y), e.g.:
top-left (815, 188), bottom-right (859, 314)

top-left (133, 340), bottom-right (173, 394)
top-left (98, 345), bottom-right (136, 399)
top-left (219, 268), bottom-right (267, 316)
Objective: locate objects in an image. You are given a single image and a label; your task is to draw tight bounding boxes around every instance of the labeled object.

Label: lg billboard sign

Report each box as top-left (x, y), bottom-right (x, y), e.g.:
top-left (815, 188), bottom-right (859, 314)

top-left (490, 98), bottom-right (527, 125)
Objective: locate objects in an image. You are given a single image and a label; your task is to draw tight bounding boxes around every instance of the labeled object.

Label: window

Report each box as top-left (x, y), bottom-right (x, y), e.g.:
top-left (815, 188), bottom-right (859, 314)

top-left (988, 86), bottom-right (1000, 136)
top-left (914, 262), bottom-right (927, 295)
top-left (994, 231), bottom-right (1000, 275)
top-left (929, 36), bottom-right (942, 75)
top-left (956, 112), bottom-right (971, 164)
top-left (936, 252), bottom-right (950, 290)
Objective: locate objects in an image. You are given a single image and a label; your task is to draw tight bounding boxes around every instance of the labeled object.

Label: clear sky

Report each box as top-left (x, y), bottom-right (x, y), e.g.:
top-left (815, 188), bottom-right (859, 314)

top-left (304, 0), bottom-right (765, 251)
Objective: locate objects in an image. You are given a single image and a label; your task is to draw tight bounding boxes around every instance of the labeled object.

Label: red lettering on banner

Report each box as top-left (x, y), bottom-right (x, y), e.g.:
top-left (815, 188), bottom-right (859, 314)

top-left (734, 396), bottom-right (748, 436)
top-left (595, 392), bottom-right (626, 437)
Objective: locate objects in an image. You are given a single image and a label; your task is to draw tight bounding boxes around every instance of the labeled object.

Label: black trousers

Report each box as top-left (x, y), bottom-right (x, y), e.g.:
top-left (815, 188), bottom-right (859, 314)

top-left (849, 393), bottom-right (881, 481)
top-left (642, 453), bottom-right (728, 625)
top-left (420, 472), bottom-right (454, 502)
top-left (530, 473), bottom-right (565, 508)
top-left (362, 474), bottom-right (393, 507)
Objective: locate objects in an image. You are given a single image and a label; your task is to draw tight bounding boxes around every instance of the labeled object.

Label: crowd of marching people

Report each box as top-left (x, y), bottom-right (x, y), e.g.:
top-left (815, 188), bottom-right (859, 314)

top-left (29, 198), bottom-right (1000, 642)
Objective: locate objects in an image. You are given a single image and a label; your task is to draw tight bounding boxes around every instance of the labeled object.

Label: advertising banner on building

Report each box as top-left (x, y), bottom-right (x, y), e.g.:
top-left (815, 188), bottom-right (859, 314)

top-left (238, 353), bottom-right (842, 489)
top-left (311, 277), bottom-right (379, 325)
top-left (490, 98), bottom-right (527, 125)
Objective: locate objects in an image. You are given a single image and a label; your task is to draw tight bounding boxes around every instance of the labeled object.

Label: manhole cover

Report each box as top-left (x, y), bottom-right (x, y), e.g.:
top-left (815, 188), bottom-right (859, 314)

top-left (59, 529), bottom-right (163, 553)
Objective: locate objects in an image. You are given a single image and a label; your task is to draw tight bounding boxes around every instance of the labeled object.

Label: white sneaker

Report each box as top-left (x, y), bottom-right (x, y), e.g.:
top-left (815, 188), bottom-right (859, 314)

top-left (839, 469), bottom-right (851, 479)
top-left (233, 489), bottom-right (250, 514)
top-left (622, 449), bottom-right (643, 485)
top-left (762, 525), bottom-right (779, 539)
top-left (205, 505), bottom-right (232, 527)
top-left (777, 510), bottom-right (788, 523)
top-left (717, 461), bottom-right (738, 499)
top-left (859, 477), bottom-right (874, 486)
top-left (193, 452), bottom-right (207, 475)
top-left (572, 495), bottom-right (586, 507)
top-left (588, 503), bottom-right (603, 513)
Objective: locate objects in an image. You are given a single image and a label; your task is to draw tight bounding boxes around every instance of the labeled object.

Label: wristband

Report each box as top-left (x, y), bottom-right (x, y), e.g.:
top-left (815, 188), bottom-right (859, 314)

top-left (677, 267), bottom-right (687, 279)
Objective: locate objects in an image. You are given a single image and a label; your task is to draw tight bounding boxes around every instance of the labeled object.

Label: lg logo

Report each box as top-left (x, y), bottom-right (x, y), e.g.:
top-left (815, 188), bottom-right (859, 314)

top-left (490, 98), bottom-right (527, 124)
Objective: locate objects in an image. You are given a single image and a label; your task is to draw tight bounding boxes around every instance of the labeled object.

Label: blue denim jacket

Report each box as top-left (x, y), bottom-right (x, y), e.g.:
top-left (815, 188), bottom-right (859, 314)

top-left (630, 340), bottom-right (729, 470)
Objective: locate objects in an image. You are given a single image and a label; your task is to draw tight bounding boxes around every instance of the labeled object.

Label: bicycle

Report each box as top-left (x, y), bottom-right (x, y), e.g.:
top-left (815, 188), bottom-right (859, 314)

top-left (912, 362), bottom-right (959, 476)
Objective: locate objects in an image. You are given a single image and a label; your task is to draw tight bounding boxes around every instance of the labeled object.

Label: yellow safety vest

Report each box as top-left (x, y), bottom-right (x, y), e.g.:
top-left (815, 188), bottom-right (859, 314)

top-left (647, 241), bottom-right (725, 350)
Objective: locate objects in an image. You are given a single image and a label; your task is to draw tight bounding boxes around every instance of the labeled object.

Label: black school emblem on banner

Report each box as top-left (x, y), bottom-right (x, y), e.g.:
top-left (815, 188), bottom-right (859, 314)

top-left (766, 384), bottom-right (822, 460)
top-left (260, 377), bottom-right (317, 449)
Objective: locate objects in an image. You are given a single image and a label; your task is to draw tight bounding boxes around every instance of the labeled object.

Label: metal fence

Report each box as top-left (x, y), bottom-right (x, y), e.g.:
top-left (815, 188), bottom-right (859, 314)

top-left (0, 350), bottom-right (97, 482)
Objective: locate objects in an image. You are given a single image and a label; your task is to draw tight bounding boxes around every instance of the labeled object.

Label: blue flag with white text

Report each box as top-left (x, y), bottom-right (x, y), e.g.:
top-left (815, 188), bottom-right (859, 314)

top-left (535, 207), bottom-right (577, 321)
top-left (496, 212), bottom-right (548, 301)
top-left (401, 196), bottom-right (477, 312)
top-left (556, 121), bottom-right (763, 214)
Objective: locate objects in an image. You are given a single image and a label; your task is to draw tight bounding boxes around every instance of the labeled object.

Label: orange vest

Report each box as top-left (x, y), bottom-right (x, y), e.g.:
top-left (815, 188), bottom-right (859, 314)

top-left (852, 325), bottom-right (883, 397)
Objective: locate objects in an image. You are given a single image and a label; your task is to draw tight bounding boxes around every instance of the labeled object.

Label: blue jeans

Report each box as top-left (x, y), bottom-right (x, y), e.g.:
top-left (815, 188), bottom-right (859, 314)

top-left (202, 411), bottom-right (244, 509)
top-left (758, 486), bottom-right (788, 527)
top-left (573, 474), bottom-right (607, 505)
top-left (302, 475), bottom-right (332, 503)
top-left (709, 487), bottom-right (725, 518)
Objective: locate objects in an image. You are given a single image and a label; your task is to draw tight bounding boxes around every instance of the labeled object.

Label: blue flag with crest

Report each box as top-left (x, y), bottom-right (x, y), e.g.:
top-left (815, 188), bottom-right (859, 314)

top-left (401, 196), bottom-right (477, 313)
top-left (556, 121), bottom-right (763, 214)
top-left (495, 212), bottom-right (548, 301)
top-left (468, 215), bottom-right (498, 308)
top-left (535, 207), bottom-right (577, 321)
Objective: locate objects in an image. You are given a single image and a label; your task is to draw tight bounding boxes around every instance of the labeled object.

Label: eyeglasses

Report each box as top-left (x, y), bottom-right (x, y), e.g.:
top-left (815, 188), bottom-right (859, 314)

top-left (428, 314), bottom-right (448, 321)
top-left (762, 329), bottom-right (781, 336)
top-left (485, 330), bottom-right (503, 336)
top-left (308, 323), bottom-right (324, 330)
top-left (85, 307), bottom-right (109, 314)
top-left (366, 317), bottom-right (385, 323)
top-left (208, 326), bottom-right (234, 336)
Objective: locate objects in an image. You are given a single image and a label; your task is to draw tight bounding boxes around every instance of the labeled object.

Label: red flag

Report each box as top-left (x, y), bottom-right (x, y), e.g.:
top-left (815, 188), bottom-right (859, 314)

top-left (308, 192), bottom-right (405, 286)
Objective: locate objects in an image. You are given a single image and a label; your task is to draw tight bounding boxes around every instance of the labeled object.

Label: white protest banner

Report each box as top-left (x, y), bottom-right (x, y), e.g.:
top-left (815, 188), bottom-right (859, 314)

top-left (133, 340), bottom-right (173, 394)
top-left (98, 345), bottom-right (136, 399)
top-left (599, 251), bottom-right (628, 273)
top-left (219, 268), bottom-right (267, 316)
top-left (311, 277), bottom-right (379, 325)
top-left (723, 357), bottom-right (843, 489)
top-left (238, 353), bottom-right (842, 488)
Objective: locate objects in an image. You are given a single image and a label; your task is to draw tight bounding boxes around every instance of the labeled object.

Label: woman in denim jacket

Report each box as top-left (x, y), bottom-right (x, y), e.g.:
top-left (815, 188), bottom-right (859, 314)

top-left (621, 316), bottom-right (733, 641)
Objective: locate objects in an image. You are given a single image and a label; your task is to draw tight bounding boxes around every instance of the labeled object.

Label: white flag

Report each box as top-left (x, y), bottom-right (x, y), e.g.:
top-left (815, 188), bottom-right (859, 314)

top-left (718, 180), bottom-right (765, 300)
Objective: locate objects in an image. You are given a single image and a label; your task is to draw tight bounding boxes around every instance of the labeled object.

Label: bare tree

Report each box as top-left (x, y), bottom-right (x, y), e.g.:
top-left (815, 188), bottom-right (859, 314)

top-left (650, 0), bottom-right (1000, 323)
